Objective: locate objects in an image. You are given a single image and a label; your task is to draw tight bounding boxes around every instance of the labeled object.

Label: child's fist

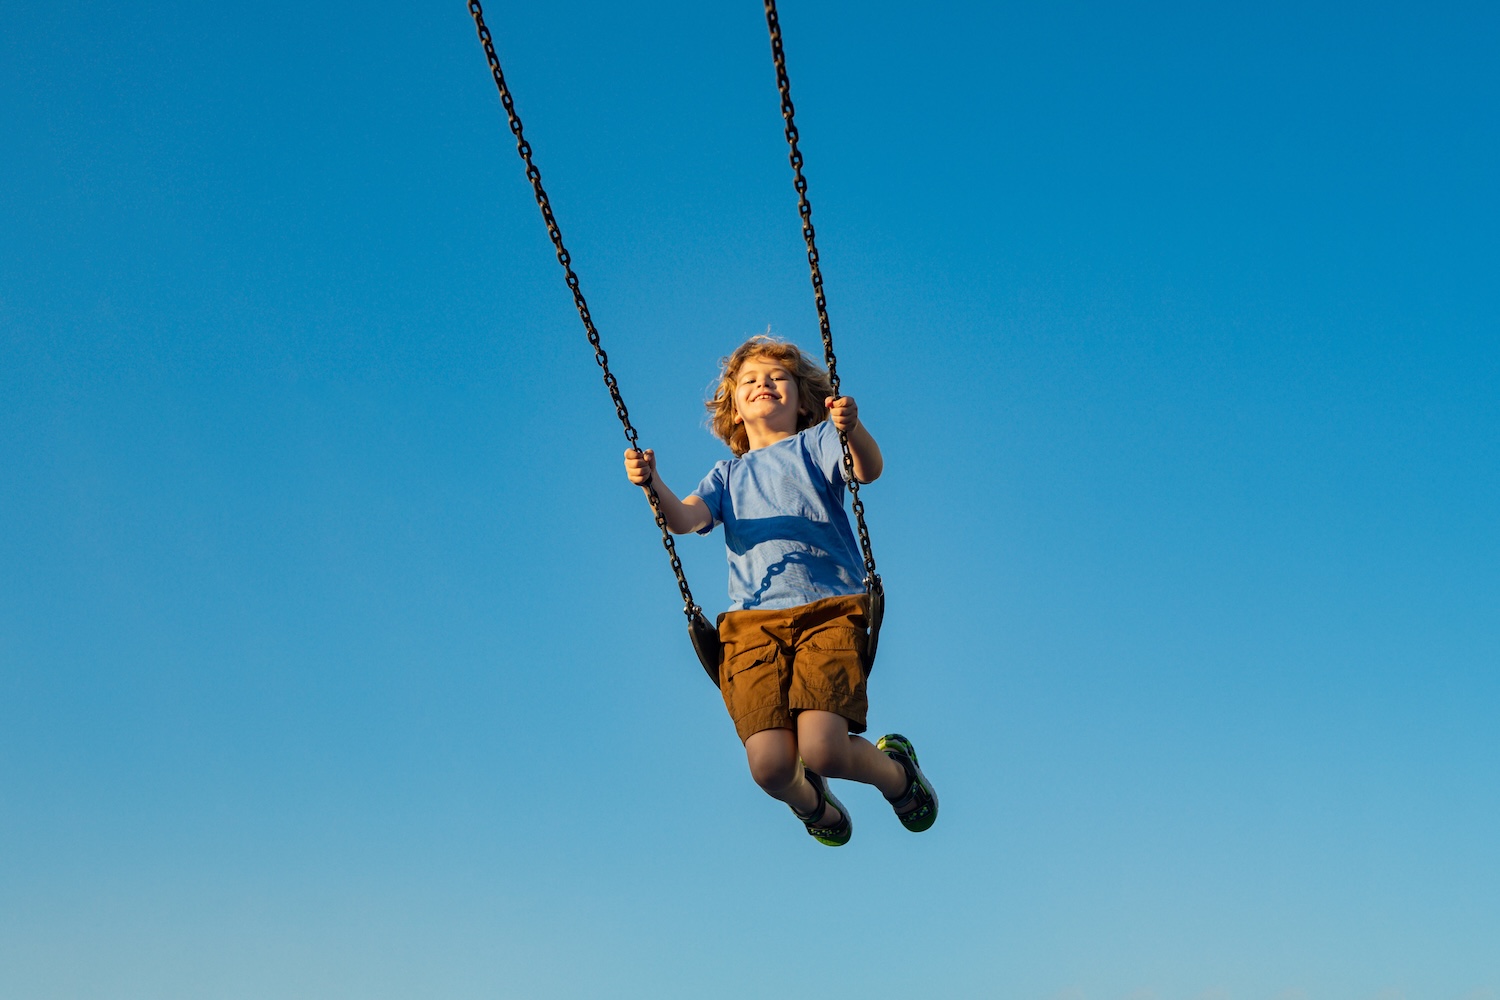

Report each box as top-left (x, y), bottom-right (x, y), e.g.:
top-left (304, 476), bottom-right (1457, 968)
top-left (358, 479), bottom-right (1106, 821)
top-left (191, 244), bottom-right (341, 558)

top-left (825, 395), bottom-right (859, 431)
top-left (624, 447), bottom-right (657, 487)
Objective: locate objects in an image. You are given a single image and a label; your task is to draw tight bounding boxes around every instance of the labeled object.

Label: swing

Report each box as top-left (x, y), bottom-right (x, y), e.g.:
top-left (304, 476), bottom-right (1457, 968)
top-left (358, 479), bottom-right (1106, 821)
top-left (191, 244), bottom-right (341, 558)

top-left (468, 0), bottom-right (886, 684)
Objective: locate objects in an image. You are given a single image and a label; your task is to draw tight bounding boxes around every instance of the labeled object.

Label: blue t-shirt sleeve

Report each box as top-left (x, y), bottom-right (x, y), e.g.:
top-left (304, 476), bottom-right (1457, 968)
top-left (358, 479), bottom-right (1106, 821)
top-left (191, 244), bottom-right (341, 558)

top-left (808, 419), bottom-right (849, 484)
top-left (687, 462), bottom-right (729, 535)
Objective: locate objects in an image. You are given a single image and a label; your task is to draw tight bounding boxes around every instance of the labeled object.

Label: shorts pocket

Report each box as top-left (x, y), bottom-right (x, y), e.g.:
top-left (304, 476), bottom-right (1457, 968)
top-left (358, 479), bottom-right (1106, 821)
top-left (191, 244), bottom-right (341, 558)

top-left (721, 642), bottom-right (778, 681)
top-left (801, 625), bottom-right (867, 657)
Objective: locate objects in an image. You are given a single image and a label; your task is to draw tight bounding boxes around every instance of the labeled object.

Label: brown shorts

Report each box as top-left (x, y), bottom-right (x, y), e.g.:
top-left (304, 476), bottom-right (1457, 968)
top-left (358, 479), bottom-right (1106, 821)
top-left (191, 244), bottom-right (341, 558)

top-left (717, 593), bottom-right (870, 742)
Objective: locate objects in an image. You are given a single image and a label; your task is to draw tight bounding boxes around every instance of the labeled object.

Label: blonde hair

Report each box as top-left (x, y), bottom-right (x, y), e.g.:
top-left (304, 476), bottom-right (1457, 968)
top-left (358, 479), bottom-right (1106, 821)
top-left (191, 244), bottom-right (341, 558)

top-left (707, 335), bottom-right (834, 456)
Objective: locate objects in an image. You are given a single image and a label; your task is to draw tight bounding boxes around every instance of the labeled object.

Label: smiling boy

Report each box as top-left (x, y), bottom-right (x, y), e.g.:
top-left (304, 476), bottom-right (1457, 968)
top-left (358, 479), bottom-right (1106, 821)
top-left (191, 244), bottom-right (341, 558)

top-left (623, 336), bottom-right (937, 846)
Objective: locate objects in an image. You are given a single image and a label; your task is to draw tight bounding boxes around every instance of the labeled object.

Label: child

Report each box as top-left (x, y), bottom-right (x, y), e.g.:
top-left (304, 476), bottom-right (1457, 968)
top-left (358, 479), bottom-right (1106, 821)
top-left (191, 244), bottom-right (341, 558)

top-left (623, 335), bottom-right (936, 846)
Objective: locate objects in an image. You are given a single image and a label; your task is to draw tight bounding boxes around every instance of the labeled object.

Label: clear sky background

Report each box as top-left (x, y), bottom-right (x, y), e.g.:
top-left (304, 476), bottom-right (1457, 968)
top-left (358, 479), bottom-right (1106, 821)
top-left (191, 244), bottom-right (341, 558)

top-left (3, 2), bottom-right (1497, 998)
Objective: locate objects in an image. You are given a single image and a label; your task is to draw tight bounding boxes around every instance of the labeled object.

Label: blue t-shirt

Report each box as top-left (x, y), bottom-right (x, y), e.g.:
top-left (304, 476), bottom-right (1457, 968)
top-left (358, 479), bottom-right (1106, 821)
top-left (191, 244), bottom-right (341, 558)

top-left (689, 420), bottom-right (866, 612)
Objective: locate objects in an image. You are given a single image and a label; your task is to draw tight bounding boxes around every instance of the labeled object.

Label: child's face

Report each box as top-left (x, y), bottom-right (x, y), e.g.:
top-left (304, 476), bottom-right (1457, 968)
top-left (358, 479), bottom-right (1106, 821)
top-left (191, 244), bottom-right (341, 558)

top-left (732, 354), bottom-right (804, 431)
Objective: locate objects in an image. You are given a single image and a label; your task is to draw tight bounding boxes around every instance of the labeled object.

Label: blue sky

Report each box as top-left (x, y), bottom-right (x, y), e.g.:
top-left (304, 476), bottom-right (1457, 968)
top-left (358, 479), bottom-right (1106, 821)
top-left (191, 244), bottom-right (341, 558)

top-left (2, 2), bottom-right (1497, 997)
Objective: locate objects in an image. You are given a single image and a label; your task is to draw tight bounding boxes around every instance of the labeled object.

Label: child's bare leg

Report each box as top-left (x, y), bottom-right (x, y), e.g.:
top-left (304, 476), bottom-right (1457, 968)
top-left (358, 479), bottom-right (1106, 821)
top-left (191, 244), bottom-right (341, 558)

top-left (743, 727), bottom-right (842, 825)
top-left (796, 710), bottom-right (909, 801)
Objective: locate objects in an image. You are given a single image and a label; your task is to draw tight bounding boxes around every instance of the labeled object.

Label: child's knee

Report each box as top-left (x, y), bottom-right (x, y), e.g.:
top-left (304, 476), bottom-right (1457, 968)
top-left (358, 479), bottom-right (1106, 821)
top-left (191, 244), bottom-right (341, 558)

top-left (746, 745), bottom-right (800, 793)
top-left (749, 755), bottom-right (799, 793)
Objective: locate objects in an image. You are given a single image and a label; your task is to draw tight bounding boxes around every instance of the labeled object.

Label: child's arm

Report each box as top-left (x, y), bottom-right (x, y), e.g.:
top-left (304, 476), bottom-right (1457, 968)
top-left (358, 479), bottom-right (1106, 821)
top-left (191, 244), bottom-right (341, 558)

top-left (825, 396), bottom-right (883, 483)
top-left (623, 448), bottom-right (712, 534)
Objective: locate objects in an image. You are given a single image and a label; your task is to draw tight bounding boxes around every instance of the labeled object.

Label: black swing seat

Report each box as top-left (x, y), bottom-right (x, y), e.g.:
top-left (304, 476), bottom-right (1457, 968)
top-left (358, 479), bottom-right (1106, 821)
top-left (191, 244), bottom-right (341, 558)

top-left (864, 575), bottom-right (885, 668)
top-left (688, 609), bottom-right (722, 686)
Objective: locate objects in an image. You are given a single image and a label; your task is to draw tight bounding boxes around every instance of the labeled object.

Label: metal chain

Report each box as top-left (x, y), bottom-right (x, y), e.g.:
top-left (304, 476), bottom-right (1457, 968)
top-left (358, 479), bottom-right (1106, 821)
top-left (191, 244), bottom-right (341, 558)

top-left (763, 0), bottom-right (879, 588)
top-left (467, 0), bottom-right (703, 621)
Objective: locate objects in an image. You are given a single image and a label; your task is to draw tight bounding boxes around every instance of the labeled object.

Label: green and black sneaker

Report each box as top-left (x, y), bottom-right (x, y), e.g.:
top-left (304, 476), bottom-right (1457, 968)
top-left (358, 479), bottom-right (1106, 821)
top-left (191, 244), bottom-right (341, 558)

top-left (792, 768), bottom-right (852, 847)
top-left (877, 733), bottom-right (938, 833)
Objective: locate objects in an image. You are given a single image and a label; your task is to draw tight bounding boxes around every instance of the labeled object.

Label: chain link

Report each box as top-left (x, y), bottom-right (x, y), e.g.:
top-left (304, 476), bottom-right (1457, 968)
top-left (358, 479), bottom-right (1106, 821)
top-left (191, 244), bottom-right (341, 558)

top-left (763, 0), bottom-right (880, 590)
top-left (467, 0), bottom-right (703, 621)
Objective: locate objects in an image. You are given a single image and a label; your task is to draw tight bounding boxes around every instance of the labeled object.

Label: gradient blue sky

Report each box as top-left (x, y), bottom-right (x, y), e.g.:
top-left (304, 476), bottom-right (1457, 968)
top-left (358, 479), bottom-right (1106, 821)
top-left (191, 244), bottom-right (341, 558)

top-left (3, 2), bottom-right (1497, 997)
